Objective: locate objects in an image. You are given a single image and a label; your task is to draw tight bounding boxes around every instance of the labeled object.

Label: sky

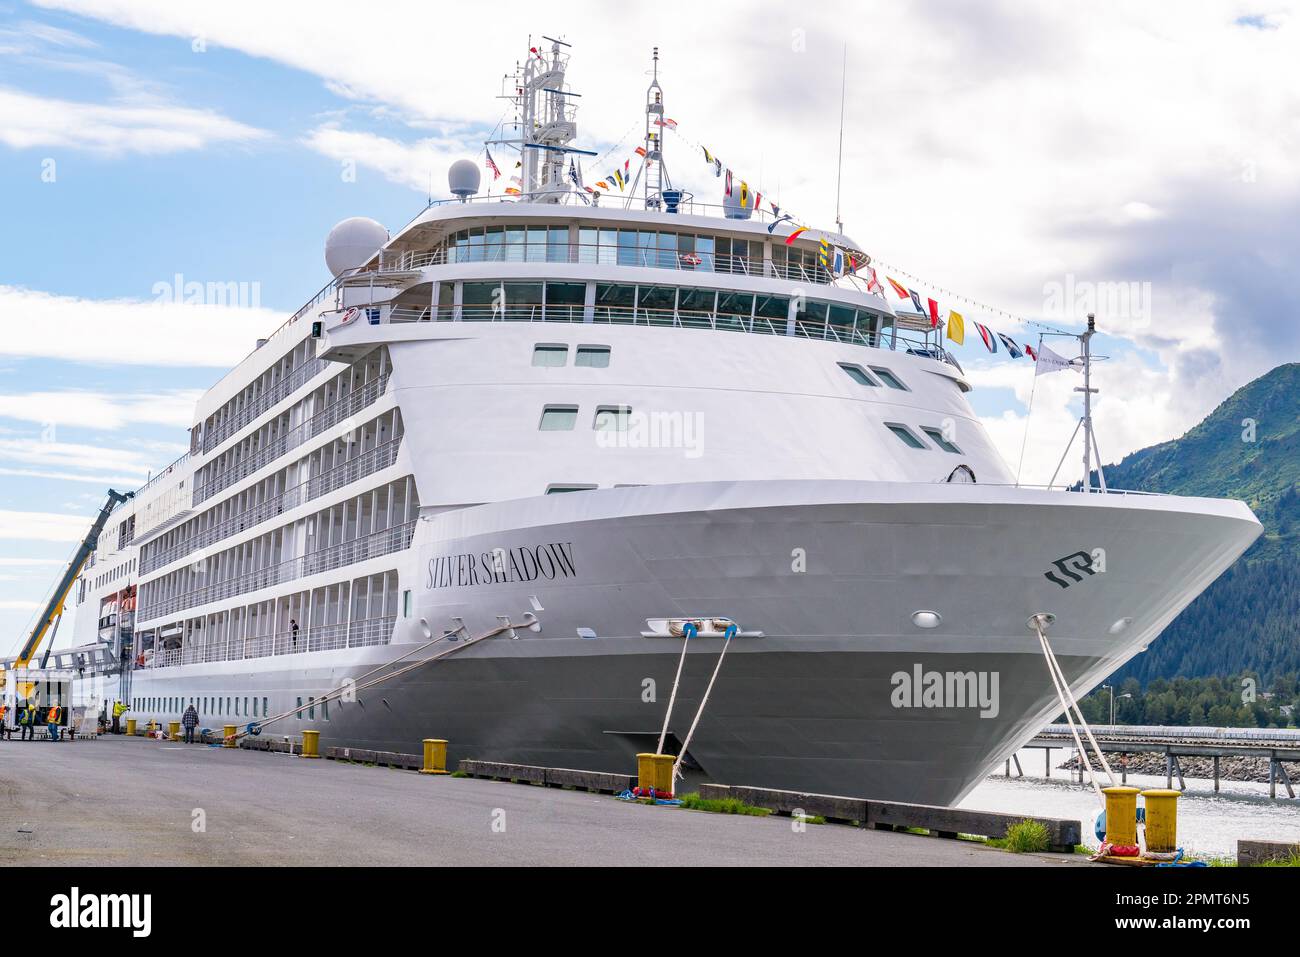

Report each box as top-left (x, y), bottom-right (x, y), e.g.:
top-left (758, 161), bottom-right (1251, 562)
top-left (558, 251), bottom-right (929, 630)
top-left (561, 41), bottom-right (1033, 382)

top-left (2, 0), bottom-right (1298, 651)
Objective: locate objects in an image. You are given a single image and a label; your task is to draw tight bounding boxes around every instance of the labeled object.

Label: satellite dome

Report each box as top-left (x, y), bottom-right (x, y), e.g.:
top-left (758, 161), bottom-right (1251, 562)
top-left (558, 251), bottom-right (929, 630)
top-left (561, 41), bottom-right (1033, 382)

top-left (324, 217), bottom-right (389, 277)
top-left (448, 159), bottom-right (482, 200)
top-left (723, 187), bottom-right (753, 220)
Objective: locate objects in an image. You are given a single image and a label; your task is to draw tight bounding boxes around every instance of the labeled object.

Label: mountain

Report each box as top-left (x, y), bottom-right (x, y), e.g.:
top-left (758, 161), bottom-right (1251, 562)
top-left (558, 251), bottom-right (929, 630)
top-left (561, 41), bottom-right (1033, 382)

top-left (1101, 362), bottom-right (1300, 684)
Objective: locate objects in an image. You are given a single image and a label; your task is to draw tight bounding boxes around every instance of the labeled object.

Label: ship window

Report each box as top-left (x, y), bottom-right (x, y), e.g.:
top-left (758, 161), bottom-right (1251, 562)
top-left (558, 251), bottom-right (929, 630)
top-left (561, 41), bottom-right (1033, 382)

top-left (593, 406), bottom-right (632, 431)
top-left (839, 363), bottom-right (879, 387)
top-left (252, 697), bottom-right (259, 717)
top-left (296, 697), bottom-right (303, 719)
top-left (638, 285), bottom-right (676, 318)
top-left (616, 230), bottom-right (640, 266)
top-left (870, 366), bottom-right (909, 390)
top-left (755, 293), bottom-right (790, 321)
top-left (546, 227), bottom-right (568, 263)
top-left (461, 281), bottom-right (499, 321)
top-left (677, 287), bottom-right (715, 318)
top-left (402, 589), bottom-right (412, 617)
top-left (922, 427), bottom-right (963, 454)
top-left (795, 300), bottom-right (827, 335)
top-left (886, 423), bottom-right (928, 449)
top-left (503, 282), bottom-right (542, 320)
top-left (546, 281), bottom-right (586, 305)
top-left (594, 283), bottom-right (635, 323)
top-left (716, 290), bottom-right (753, 319)
top-left (263, 697), bottom-right (268, 717)
top-left (546, 484), bottom-right (597, 494)
top-left (539, 405), bottom-right (579, 431)
top-left (545, 281), bottom-right (586, 322)
top-left (532, 344), bottom-right (568, 367)
top-left (575, 345), bottom-right (610, 368)
top-left (829, 304), bottom-right (857, 333)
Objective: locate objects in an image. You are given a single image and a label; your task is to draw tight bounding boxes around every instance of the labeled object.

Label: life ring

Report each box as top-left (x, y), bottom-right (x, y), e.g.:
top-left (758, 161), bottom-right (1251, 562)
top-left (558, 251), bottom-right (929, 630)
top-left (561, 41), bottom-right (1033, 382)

top-left (337, 307), bottom-right (360, 326)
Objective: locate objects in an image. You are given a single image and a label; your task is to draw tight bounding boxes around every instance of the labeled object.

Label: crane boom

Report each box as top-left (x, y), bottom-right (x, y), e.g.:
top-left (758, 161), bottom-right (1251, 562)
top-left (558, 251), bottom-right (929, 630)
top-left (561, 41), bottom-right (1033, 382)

top-left (13, 488), bottom-right (133, 669)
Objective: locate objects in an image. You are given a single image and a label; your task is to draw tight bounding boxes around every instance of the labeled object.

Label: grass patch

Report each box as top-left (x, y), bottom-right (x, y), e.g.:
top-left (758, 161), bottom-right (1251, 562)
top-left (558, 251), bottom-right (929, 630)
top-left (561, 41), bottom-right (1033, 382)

top-left (1252, 852), bottom-right (1300, 867)
top-left (677, 792), bottom-right (772, 816)
top-left (449, 769), bottom-right (469, 778)
top-left (1001, 819), bottom-right (1050, 854)
top-left (793, 814), bottom-right (827, 826)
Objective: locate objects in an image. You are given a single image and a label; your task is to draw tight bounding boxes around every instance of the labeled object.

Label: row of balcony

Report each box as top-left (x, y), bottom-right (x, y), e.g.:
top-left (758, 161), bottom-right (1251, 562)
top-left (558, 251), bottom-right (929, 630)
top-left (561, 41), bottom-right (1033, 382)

top-left (138, 520), bottom-right (415, 622)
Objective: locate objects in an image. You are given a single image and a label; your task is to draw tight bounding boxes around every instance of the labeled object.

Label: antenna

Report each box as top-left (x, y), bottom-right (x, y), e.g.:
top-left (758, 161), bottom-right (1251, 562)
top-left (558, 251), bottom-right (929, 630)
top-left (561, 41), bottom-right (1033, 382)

top-left (834, 44), bottom-right (847, 234)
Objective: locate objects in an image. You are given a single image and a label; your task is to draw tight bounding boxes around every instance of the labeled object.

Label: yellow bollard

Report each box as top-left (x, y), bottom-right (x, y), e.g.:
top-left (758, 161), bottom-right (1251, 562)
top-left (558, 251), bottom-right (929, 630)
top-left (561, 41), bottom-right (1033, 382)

top-left (636, 752), bottom-right (676, 796)
top-left (223, 724), bottom-right (237, 748)
top-left (168, 720), bottom-right (181, 741)
top-left (1141, 788), bottom-right (1181, 855)
top-left (420, 738), bottom-right (448, 775)
top-left (1101, 786), bottom-right (1142, 847)
top-left (126, 718), bottom-right (137, 736)
top-left (301, 729), bottom-right (320, 759)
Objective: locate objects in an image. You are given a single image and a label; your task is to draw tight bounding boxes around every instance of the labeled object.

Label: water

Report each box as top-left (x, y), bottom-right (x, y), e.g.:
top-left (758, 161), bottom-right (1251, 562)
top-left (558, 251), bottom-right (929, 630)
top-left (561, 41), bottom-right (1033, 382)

top-left (961, 749), bottom-right (1300, 859)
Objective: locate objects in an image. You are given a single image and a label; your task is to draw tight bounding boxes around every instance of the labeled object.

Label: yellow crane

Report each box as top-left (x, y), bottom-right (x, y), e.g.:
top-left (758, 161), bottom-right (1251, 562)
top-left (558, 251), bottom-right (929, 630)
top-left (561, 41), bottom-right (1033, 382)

top-left (1, 489), bottom-right (133, 700)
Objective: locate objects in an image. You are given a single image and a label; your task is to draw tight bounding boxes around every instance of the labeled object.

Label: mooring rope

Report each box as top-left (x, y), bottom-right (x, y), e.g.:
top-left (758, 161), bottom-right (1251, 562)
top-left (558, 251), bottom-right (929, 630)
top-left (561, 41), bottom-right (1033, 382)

top-left (219, 619), bottom-right (525, 744)
top-left (656, 621), bottom-right (697, 755)
top-left (672, 623), bottom-right (738, 783)
top-left (1033, 618), bottom-right (1116, 804)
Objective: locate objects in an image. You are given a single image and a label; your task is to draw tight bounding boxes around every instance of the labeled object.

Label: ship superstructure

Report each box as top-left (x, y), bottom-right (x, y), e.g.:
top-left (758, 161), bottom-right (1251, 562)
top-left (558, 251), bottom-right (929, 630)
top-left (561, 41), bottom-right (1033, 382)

top-left (34, 40), bottom-right (1260, 805)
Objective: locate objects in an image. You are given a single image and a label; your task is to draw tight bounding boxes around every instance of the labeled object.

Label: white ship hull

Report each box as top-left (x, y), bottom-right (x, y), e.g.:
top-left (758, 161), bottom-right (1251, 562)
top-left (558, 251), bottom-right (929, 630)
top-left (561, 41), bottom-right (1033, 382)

top-left (126, 479), bottom-right (1259, 804)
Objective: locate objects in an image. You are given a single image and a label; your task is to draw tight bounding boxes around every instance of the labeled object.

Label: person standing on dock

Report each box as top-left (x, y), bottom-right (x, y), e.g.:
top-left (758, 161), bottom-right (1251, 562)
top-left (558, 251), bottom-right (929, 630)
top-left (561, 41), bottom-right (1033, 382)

top-left (46, 704), bottom-right (60, 742)
top-left (290, 618), bottom-right (300, 650)
top-left (19, 704), bottom-right (33, 741)
top-left (182, 702), bottom-right (199, 744)
top-left (112, 700), bottom-right (127, 734)
top-left (0, 702), bottom-right (8, 739)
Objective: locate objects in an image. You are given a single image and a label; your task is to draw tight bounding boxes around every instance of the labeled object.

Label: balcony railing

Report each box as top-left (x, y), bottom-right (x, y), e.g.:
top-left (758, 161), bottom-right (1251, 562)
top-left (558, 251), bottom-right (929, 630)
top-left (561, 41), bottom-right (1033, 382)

top-left (380, 242), bottom-right (840, 286)
top-left (370, 301), bottom-right (950, 360)
top-left (202, 357), bottom-right (330, 454)
top-left (142, 436), bottom-right (403, 575)
top-left (138, 520), bottom-right (415, 621)
top-left (192, 372), bottom-right (391, 506)
top-left (152, 615), bottom-right (397, 669)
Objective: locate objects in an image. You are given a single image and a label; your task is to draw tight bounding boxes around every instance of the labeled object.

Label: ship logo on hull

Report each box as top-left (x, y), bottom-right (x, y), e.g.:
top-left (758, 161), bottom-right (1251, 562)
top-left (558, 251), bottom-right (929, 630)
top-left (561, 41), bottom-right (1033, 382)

top-left (426, 542), bottom-right (576, 590)
top-left (1043, 550), bottom-right (1096, 589)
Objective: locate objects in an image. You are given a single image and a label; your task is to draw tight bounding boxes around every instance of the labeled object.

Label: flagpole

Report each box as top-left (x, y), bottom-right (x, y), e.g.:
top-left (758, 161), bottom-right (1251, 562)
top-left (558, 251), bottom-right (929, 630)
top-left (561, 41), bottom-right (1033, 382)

top-left (834, 43), bottom-right (847, 234)
top-left (1076, 314), bottom-right (1097, 492)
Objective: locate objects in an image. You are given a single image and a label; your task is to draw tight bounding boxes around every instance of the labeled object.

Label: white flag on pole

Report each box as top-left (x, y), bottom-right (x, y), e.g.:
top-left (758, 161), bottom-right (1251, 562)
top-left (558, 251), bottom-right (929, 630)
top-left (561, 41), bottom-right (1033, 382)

top-left (1035, 343), bottom-right (1077, 376)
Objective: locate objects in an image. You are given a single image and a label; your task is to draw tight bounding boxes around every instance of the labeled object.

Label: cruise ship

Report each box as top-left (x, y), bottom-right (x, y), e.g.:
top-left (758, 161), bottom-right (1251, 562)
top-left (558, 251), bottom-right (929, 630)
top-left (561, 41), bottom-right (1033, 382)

top-left (39, 39), bottom-right (1260, 806)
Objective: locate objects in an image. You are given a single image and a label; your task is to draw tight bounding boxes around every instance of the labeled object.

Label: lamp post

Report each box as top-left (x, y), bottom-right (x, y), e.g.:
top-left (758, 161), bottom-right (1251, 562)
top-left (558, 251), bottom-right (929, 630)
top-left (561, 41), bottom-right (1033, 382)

top-left (1102, 684), bottom-right (1132, 724)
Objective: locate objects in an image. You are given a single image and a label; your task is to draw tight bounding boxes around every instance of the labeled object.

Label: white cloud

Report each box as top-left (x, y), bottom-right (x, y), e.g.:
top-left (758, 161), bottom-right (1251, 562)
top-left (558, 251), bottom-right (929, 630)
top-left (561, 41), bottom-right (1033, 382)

top-left (0, 285), bottom-right (287, 367)
top-left (303, 124), bottom-right (474, 192)
top-left (0, 600), bottom-right (42, 610)
top-left (0, 508), bottom-right (91, 542)
top-left (0, 87), bottom-right (268, 154)
top-left (0, 436), bottom-right (183, 487)
top-left (0, 390), bottom-right (203, 430)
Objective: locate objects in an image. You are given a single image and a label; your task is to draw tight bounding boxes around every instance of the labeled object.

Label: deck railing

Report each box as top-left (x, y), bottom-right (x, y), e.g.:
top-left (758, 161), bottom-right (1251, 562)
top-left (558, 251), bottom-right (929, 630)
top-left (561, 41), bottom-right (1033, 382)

top-left (372, 300), bottom-right (951, 359)
top-left (143, 436), bottom-right (403, 574)
top-left (192, 372), bottom-right (391, 506)
top-left (138, 520), bottom-right (415, 621)
top-left (379, 242), bottom-right (842, 286)
top-left (150, 615), bottom-right (396, 669)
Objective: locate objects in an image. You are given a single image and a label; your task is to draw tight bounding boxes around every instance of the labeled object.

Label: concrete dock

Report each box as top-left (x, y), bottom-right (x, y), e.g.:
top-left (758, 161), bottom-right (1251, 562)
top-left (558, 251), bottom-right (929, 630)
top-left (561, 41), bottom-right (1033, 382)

top-left (0, 737), bottom-right (1079, 866)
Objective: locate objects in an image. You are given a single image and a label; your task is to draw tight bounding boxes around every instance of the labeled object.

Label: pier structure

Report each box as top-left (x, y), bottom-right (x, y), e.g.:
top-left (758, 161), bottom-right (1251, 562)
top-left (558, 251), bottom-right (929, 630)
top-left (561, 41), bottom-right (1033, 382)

top-left (1015, 724), bottom-right (1300, 799)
